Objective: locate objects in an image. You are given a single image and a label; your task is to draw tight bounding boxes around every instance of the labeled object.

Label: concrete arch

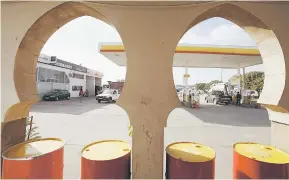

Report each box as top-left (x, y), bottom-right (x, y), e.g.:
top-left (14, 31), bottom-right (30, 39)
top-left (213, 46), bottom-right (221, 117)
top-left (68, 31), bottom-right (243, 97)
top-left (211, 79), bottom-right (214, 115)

top-left (181, 3), bottom-right (287, 113)
top-left (2, 2), bottom-right (289, 179)
top-left (6, 2), bottom-right (121, 123)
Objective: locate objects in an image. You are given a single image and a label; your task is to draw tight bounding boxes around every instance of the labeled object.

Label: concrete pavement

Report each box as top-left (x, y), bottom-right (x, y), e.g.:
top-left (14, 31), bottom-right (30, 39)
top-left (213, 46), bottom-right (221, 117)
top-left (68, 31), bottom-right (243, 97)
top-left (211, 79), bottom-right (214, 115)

top-left (30, 96), bottom-right (270, 179)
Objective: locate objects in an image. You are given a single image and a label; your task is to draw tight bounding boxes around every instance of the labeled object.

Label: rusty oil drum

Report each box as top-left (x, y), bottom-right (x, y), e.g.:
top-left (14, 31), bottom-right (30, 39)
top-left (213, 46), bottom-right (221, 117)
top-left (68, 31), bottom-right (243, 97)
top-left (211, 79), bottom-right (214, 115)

top-left (2, 137), bottom-right (64, 179)
top-left (81, 140), bottom-right (131, 179)
top-left (233, 142), bottom-right (289, 179)
top-left (166, 142), bottom-right (215, 179)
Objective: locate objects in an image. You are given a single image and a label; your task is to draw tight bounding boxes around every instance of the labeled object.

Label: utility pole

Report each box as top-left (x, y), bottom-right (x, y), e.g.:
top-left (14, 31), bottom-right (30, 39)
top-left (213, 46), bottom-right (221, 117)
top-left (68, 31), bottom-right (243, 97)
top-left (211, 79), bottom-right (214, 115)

top-left (221, 68), bottom-right (223, 82)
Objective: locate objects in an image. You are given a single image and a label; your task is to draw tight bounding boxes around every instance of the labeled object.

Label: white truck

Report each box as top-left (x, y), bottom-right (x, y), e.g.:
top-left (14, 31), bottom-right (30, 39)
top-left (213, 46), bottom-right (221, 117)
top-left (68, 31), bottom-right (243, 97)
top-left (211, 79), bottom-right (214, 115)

top-left (96, 89), bottom-right (120, 103)
top-left (208, 83), bottom-right (230, 93)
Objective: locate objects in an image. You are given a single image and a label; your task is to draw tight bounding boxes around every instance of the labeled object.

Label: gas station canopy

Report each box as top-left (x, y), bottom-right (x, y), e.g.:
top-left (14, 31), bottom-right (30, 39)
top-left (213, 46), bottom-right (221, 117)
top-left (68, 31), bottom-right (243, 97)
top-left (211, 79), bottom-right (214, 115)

top-left (99, 43), bottom-right (262, 69)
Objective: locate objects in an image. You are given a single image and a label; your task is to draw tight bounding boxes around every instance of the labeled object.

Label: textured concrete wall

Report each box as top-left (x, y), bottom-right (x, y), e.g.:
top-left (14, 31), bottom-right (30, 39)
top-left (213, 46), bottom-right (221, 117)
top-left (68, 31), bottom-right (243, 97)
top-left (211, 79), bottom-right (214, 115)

top-left (271, 121), bottom-right (289, 152)
top-left (2, 1), bottom-right (109, 123)
top-left (1, 1), bottom-right (289, 179)
top-left (1, 1), bottom-right (63, 122)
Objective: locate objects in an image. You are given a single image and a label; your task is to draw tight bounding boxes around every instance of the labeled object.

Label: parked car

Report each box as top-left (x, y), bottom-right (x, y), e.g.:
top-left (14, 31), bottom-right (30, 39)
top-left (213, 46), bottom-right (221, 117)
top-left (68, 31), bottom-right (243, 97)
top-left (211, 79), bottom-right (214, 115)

top-left (96, 89), bottom-right (120, 103)
top-left (43, 89), bottom-right (70, 101)
top-left (205, 90), bottom-right (231, 105)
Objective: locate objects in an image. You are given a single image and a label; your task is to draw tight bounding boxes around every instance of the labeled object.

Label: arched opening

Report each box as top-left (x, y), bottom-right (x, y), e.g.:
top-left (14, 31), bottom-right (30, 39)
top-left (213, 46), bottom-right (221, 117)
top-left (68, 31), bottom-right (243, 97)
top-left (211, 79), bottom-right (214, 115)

top-left (2, 2), bottom-right (288, 179)
top-left (3, 2), bottom-right (131, 178)
top-left (166, 3), bottom-right (285, 178)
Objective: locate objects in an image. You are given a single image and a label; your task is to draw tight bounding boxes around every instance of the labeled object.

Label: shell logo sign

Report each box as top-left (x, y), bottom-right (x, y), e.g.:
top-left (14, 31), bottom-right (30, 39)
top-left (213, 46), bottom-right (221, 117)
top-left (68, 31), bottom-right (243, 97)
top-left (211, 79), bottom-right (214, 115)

top-left (87, 69), bottom-right (103, 78)
top-left (231, 76), bottom-right (241, 85)
top-left (184, 74), bottom-right (190, 78)
top-left (95, 72), bottom-right (103, 78)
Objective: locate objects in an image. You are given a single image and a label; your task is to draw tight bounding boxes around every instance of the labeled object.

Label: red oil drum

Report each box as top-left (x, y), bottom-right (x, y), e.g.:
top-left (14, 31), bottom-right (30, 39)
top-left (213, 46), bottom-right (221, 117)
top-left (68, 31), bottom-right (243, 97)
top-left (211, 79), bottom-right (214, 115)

top-left (166, 142), bottom-right (215, 179)
top-left (81, 140), bottom-right (131, 179)
top-left (2, 138), bottom-right (64, 179)
top-left (233, 142), bottom-right (289, 179)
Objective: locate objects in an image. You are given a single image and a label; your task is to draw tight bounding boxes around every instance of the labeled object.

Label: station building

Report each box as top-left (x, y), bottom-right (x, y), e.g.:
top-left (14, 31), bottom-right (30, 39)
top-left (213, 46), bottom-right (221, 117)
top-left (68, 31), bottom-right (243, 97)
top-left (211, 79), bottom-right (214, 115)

top-left (36, 54), bottom-right (103, 98)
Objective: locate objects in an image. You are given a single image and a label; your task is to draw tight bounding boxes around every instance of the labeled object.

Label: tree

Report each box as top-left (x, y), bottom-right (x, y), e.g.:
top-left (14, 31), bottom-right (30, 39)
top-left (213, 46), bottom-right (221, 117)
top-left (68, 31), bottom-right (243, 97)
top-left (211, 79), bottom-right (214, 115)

top-left (208, 80), bottom-right (222, 86)
top-left (195, 83), bottom-right (208, 91)
top-left (246, 72), bottom-right (264, 96)
top-left (26, 116), bottom-right (41, 141)
top-left (194, 80), bottom-right (222, 92)
top-left (229, 71), bottom-right (264, 95)
top-left (206, 80), bottom-right (223, 90)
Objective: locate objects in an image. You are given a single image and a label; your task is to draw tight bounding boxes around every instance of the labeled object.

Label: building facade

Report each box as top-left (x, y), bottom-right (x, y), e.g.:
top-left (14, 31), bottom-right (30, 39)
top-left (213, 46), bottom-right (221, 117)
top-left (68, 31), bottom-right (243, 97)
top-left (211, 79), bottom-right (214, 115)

top-left (107, 80), bottom-right (125, 92)
top-left (37, 54), bottom-right (103, 98)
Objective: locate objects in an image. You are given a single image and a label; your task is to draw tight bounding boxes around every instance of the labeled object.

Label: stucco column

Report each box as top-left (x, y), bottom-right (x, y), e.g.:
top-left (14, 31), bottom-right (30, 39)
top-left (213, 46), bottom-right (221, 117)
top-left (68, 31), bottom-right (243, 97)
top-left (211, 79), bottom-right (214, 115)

top-left (130, 112), bottom-right (167, 179)
top-left (118, 49), bottom-right (179, 178)
top-left (106, 8), bottom-right (187, 179)
top-left (117, 42), bottom-right (180, 178)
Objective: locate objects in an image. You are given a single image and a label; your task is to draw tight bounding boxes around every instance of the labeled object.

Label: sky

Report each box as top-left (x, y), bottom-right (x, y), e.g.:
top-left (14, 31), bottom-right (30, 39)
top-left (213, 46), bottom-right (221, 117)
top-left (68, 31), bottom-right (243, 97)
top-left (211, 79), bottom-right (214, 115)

top-left (41, 16), bottom-right (263, 85)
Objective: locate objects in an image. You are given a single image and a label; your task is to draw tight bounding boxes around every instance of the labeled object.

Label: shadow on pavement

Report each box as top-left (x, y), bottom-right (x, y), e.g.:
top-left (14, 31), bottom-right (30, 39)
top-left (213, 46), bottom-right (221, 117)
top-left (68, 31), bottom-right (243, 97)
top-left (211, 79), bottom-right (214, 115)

top-left (177, 103), bottom-right (270, 127)
top-left (30, 97), bottom-right (113, 115)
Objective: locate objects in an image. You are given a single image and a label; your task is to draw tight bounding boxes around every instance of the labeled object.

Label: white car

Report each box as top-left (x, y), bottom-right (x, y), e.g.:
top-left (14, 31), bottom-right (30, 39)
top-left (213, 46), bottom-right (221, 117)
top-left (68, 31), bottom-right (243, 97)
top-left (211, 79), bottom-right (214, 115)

top-left (96, 89), bottom-right (120, 103)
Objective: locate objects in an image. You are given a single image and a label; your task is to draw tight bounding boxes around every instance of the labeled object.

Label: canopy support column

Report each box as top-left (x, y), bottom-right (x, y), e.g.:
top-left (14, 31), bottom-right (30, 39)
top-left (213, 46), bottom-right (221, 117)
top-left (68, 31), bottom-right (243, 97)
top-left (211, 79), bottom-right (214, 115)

top-left (185, 64), bottom-right (188, 88)
top-left (237, 67), bottom-right (241, 93)
top-left (242, 67), bottom-right (246, 91)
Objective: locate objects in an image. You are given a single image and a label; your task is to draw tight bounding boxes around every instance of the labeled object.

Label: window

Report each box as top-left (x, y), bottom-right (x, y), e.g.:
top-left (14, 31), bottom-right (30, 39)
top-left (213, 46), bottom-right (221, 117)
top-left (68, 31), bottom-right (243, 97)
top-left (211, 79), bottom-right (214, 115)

top-left (36, 67), bottom-right (69, 84)
top-left (46, 69), bottom-right (53, 82)
top-left (36, 67), bottom-right (39, 82)
top-left (72, 73), bottom-right (84, 79)
top-left (72, 86), bottom-right (82, 91)
top-left (49, 89), bottom-right (60, 93)
top-left (38, 67), bottom-right (46, 82)
top-left (64, 73), bottom-right (70, 83)
top-left (52, 70), bottom-right (60, 82)
top-left (59, 72), bottom-right (65, 83)
top-left (102, 89), bottom-right (113, 94)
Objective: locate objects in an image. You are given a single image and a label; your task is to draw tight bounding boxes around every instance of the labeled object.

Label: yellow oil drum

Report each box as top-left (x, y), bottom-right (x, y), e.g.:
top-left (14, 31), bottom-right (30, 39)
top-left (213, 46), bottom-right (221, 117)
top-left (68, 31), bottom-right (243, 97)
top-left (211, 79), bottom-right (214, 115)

top-left (166, 142), bottom-right (215, 179)
top-left (242, 96), bottom-right (250, 104)
top-left (2, 138), bottom-right (64, 179)
top-left (233, 142), bottom-right (289, 179)
top-left (81, 140), bottom-right (131, 179)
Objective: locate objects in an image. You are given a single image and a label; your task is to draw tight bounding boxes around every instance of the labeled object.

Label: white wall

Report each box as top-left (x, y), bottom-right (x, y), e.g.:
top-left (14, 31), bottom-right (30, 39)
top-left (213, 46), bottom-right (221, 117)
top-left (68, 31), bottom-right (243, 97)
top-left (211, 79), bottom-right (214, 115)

top-left (37, 63), bottom-right (91, 98)
top-left (70, 77), bottom-right (86, 97)
top-left (37, 83), bottom-right (52, 98)
top-left (86, 76), bottom-right (95, 96)
top-left (95, 77), bottom-right (102, 86)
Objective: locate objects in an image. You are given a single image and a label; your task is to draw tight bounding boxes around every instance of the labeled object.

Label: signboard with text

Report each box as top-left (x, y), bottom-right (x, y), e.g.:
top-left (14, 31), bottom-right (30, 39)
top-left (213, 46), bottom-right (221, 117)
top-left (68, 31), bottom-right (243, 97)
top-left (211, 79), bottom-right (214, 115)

top-left (49, 59), bottom-right (87, 73)
top-left (183, 74), bottom-right (190, 78)
top-left (231, 76), bottom-right (241, 86)
top-left (87, 69), bottom-right (103, 78)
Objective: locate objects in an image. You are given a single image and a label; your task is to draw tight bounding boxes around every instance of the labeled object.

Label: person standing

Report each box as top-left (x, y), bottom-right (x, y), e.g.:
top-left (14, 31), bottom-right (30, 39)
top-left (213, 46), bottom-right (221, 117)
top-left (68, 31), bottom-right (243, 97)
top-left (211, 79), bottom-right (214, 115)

top-left (232, 93), bottom-right (236, 105)
top-left (79, 87), bottom-right (84, 103)
top-left (236, 92), bottom-right (242, 106)
top-left (189, 92), bottom-right (193, 108)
